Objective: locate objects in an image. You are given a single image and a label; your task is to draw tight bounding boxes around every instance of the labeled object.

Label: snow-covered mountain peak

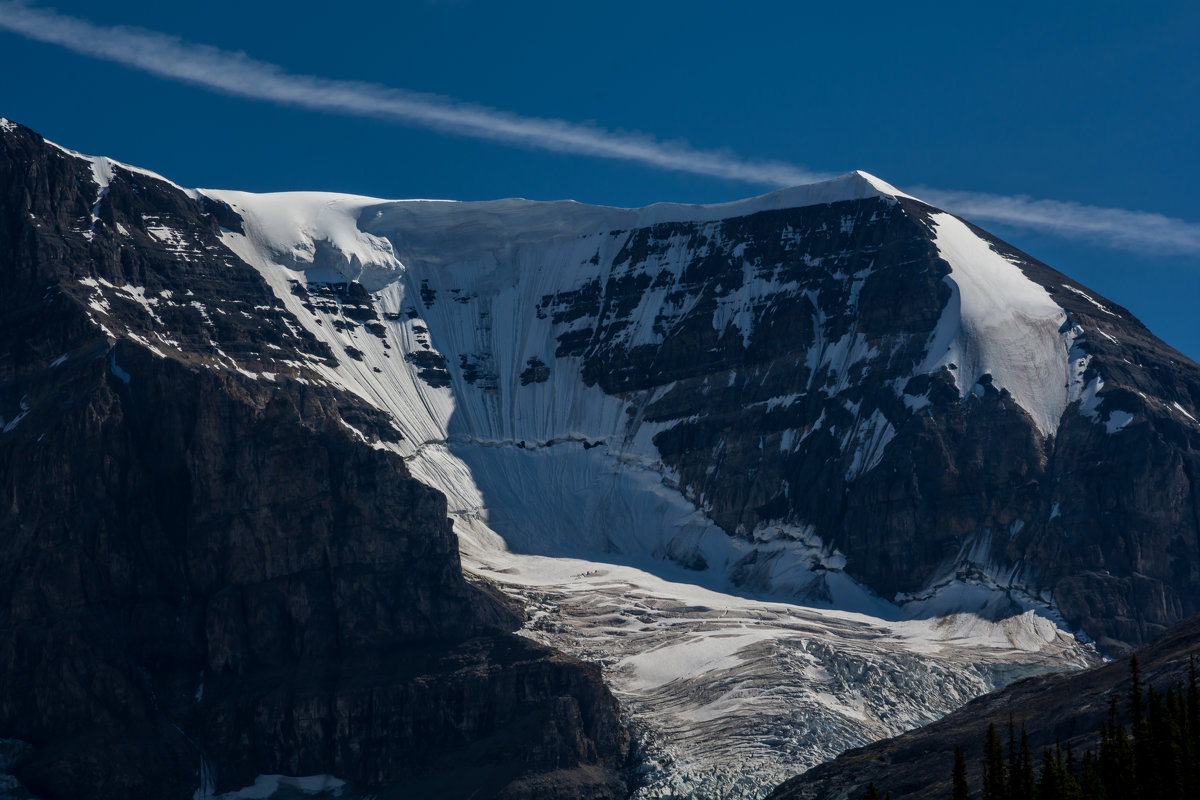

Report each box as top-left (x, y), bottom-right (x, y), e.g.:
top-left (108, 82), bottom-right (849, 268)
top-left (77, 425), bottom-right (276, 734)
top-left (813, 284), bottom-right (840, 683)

top-left (204, 169), bottom-right (923, 265)
top-left (627, 169), bottom-right (920, 220)
top-left (203, 171), bottom-right (927, 293)
top-left (24, 124), bottom-right (1179, 642)
top-left (8, 117), bottom-right (1200, 800)
top-left (847, 169), bottom-right (919, 200)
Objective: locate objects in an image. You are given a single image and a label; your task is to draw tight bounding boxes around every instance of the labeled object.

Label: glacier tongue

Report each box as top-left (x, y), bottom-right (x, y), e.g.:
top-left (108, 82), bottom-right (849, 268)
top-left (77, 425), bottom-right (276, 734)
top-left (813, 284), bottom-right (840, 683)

top-left (429, 441), bottom-right (1094, 799)
top-left (471, 551), bottom-right (1092, 800)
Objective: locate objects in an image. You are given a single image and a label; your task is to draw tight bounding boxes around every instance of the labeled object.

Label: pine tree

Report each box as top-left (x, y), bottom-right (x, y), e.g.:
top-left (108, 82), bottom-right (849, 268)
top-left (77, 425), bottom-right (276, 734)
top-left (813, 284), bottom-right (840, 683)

top-left (1005, 717), bottom-right (1020, 800)
top-left (1078, 749), bottom-right (1105, 800)
top-left (1151, 683), bottom-right (1185, 799)
top-left (969, 658), bottom-right (1200, 800)
top-left (1129, 655), bottom-right (1151, 799)
top-left (1129, 655), bottom-right (1146, 731)
top-left (1101, 694), bottom-right (1134, 799)
top-left (1016, 728), bottom-right (1037, 800)
top-left (983, 722), bottom-right (1006, 800)
top-left (1060, 743), bottom-right (1083, 800)
top-left (953, 746), bottom-right (970, 800)
top-left (1188, 656), bottom-right (1200, 738)
top-left (1038, 746), bottom-right (1060, 800)
top-left (862, 781), bottom-right (881, 800)
top-left (1187, 656), bottom-right (1200, 795)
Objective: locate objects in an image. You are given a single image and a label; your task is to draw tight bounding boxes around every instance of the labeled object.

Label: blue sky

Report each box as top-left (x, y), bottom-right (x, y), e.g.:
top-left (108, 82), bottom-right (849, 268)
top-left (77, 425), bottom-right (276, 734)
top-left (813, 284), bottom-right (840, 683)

top-left (2, 0), bottom-right (1198, 359)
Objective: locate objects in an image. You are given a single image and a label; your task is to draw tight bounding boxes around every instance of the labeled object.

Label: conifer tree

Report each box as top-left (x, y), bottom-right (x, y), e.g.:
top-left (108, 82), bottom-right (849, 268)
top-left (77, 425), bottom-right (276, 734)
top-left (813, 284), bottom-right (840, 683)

top-left (1128, 655), bottom-right (1145, 726)
top-left (967, 655), bottom-right (1200, 800)
top-left (862, 781), bottom-right (881, 800)
top-left (1078, 750), bottom-right (1105, 800)
top-left (1100, 694), bottom-right (1134, 798)
top-left (1005, 718), bottom-right (1020, 800)
top-left (1188, 656), bottom-right (1200, 793)
top-left (1038, 746), bottom-right (1060, 800)
top-left (1015, 728), bottom-right (1037, 800)
top-left (982, 722), bottom-right (1006, 800)
top-left (1059, 743), bottom-right (1083, 800)
top-left (1188, 656), bottom-right (1199, 737)
top-left (953, 746), bottom-right (970, 800)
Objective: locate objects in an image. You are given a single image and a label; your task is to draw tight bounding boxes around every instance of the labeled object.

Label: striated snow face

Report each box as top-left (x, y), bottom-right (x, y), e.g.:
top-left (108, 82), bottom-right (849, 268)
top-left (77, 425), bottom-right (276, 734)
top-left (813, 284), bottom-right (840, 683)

top-left (199, 176), bottom-right (1101, 800)
top-left (922, 212), bottom-right (1070, 435)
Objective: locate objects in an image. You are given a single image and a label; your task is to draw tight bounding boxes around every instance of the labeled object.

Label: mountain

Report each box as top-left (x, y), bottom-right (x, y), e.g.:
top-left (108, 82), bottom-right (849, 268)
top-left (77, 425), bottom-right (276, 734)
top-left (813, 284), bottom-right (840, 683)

top-left (766, 613), bottom-right (1200, 800)
top-left (0, 120), bottom-right (632, 800)
top-left (204, 144), bottom-right (1199, 654)
top-left (0, 117), bottom-right (1197, 799)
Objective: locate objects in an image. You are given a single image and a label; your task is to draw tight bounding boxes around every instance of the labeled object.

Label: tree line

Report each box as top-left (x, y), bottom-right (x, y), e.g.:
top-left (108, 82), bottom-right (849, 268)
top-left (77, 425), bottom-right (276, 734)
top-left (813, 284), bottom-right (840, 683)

top-left (861, 655), bottom-right (1200, 799)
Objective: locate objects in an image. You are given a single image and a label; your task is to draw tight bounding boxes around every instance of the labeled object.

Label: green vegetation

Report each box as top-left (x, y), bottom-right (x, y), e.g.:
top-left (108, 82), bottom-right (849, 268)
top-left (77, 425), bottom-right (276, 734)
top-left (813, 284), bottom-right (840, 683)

top-left (956, 655), bottom-right (1200, 800)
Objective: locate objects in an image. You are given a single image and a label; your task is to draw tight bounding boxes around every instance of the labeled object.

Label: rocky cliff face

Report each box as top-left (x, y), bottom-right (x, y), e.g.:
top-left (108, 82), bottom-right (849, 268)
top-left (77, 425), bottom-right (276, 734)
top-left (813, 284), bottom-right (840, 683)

top-left (0, 121), bottom-right (631, 800)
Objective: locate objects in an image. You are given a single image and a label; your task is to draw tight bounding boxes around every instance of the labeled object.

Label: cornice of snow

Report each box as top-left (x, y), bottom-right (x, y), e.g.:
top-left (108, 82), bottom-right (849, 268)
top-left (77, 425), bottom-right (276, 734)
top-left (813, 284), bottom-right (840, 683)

top-left (203, 169), bottom-right (920, 232)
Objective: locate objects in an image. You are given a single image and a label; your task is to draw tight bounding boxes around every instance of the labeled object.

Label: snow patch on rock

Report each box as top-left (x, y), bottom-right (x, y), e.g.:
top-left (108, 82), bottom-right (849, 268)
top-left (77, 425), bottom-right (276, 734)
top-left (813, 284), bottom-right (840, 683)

top-left (922, 213), bottom-right (1069, 435)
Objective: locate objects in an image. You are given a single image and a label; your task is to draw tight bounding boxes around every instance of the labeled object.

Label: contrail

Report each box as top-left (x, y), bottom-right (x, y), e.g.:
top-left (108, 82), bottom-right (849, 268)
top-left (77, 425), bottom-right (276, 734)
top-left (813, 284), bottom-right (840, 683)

top-left (0, 2), bottom-right (826, 187)
top-left (917, 187), bottom-right (1200, 256)
top-left (2, 2), bottom-right (1199, 256)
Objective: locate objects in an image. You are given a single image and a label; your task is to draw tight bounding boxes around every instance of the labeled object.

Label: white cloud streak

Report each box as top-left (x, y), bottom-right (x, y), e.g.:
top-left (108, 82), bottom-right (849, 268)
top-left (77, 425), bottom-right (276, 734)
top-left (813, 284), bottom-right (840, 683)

top-left (0, 2), bottom-right (827, 186)
top-left (917, 187), bottom-right (1200, 256)
top-left (2, 2), bottom-right (1199, 256)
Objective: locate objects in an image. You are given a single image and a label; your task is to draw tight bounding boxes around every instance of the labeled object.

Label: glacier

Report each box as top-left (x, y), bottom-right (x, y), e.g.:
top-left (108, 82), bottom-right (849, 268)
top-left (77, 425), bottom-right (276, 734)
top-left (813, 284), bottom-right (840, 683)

top-left (198, 173), bottom-right (1101, 798)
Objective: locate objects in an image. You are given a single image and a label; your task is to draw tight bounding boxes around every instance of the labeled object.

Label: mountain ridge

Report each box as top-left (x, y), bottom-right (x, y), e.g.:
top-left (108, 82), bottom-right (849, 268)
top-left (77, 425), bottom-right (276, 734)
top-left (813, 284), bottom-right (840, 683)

top-left (5, 115), bottom-right (1196, 650)
top-left (2, 116), bottom-right (1199, 798)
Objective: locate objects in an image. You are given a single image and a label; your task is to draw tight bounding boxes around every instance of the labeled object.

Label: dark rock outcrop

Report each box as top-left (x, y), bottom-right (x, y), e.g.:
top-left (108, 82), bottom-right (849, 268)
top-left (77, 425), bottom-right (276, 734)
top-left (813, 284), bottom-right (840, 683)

top-left (0, 121), bottom-right (631, 800)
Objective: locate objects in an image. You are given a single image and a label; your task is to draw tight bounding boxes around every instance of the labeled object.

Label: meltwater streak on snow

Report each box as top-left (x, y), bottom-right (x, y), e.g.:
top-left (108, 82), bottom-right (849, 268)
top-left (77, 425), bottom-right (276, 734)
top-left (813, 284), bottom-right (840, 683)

top-left (922, 212), bottom-right (1070, 436)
